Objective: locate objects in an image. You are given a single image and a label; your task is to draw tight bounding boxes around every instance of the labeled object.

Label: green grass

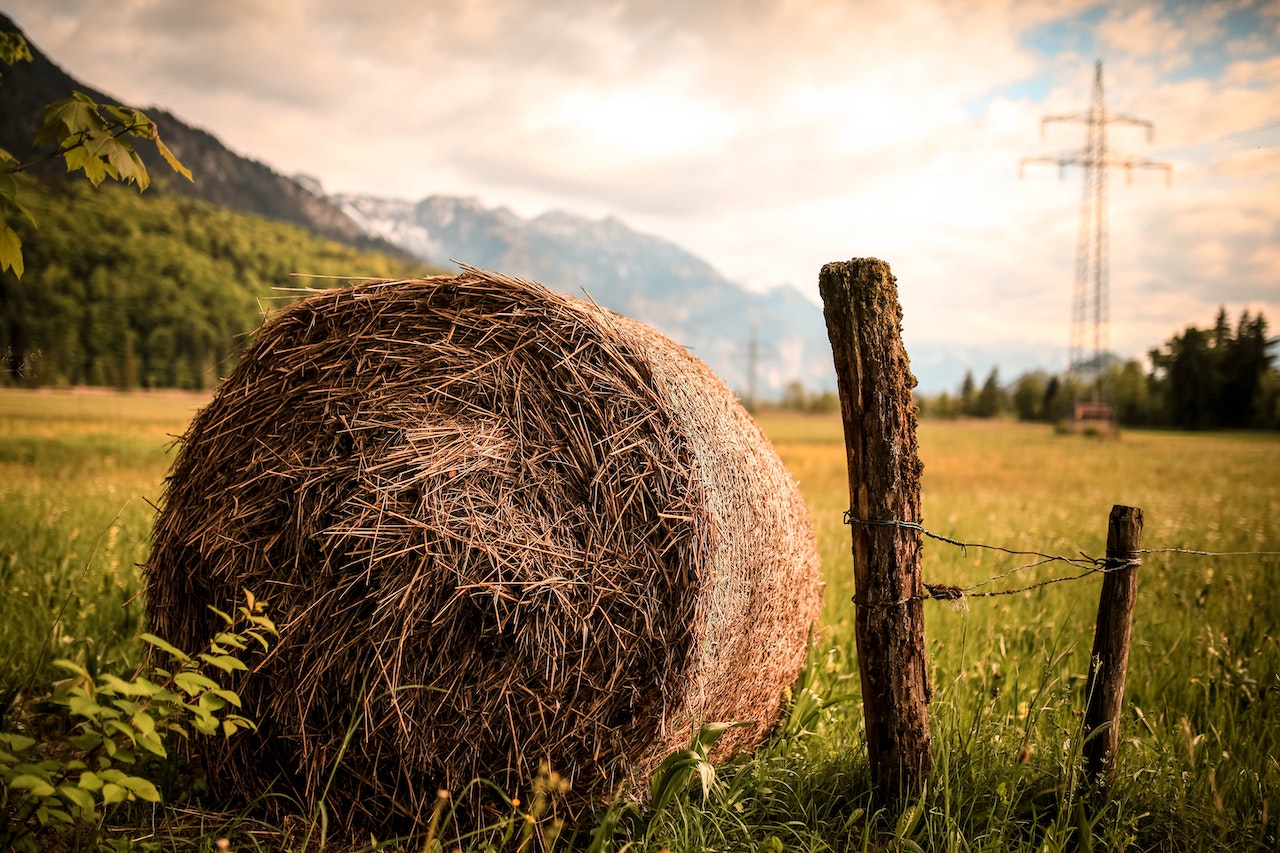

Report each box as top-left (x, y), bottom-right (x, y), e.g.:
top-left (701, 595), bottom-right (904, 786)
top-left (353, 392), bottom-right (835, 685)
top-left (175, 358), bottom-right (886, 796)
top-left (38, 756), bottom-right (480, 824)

top-left (0, 390), bottom-right (205, 691)
top-left (753, 413), bottom-right (1280, 852)
top-left (3, 394), bottom-right (1278, 850)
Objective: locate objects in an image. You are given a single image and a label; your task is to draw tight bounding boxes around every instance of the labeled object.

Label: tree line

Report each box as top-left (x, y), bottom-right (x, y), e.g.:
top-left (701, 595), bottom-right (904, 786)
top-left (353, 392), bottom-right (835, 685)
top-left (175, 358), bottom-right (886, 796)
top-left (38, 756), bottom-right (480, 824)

top-left (1, 177), bottom-right (431, 389)
top-left (914, 308), bottom-right (1279, 430)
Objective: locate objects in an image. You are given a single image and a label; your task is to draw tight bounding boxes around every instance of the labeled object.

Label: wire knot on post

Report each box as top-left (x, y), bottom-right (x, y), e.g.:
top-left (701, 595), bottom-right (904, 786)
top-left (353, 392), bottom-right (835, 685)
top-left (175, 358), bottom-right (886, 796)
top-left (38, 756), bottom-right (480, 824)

top-left (843, 511), bottom-right (970, 554)
top-left (923, 583), bottom-right (964, 601)
top-left (1104, 553), bottom-right (1142, 572)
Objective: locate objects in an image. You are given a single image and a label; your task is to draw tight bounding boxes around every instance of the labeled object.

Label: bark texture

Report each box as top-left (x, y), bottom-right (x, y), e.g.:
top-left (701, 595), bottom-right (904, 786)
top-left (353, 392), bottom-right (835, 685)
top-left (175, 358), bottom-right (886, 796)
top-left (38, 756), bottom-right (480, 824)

top-left (819, 258), bottom-right (932, 798)
top-left (1083, 504), bottom-right (1144, 783)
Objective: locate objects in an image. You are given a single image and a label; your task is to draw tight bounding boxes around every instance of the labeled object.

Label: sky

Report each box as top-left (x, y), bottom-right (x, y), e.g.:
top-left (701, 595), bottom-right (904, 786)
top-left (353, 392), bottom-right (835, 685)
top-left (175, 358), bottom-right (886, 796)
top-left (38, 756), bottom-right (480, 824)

top-left (5, 0), bottom-right (1279, 390)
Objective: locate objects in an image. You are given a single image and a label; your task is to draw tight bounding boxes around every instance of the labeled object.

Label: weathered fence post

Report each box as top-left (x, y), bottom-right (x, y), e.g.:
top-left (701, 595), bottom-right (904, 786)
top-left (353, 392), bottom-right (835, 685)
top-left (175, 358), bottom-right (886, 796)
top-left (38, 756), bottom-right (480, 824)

top-left (818, 258), bottom-right (932, 799)
top-left (1083, 504), bottom-right (1144, 783)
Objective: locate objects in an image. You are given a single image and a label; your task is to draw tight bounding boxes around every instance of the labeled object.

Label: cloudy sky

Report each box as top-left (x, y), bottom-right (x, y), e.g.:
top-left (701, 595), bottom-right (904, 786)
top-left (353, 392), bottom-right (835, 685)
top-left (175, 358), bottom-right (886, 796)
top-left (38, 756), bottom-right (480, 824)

top-left (5, 0), bottom-right (1279, 389)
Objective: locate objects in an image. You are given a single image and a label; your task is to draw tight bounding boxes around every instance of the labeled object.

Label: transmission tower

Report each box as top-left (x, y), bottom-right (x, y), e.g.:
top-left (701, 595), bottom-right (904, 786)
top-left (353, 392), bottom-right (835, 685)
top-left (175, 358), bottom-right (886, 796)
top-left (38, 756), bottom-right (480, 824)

top-left (1020, 60), bottom-right (1170, 402)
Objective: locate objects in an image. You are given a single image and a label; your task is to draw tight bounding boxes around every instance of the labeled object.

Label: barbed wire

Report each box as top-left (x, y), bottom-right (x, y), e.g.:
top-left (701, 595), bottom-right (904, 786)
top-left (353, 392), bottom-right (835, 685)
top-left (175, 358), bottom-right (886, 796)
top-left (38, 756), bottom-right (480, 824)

top-left (842, 512), bottom-right (1280, 605)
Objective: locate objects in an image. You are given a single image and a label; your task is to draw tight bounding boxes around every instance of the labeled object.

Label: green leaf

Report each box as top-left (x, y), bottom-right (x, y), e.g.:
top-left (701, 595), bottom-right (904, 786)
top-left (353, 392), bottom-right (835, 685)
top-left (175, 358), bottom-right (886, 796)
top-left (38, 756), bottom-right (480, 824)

top-left (0, 171), bottom-right (37, 227)
top-left (224, 715), bottom-right (256, 735)
top-left (78, 128), bottom-right (144, 189)
top-left (99, 673), bottom-right (161, 698)
top-left (68, 693), bottom-right (111, 718)
top-left (248, 613), bottom-right (279, 635)
top-left (78, 770), bottom-right (104, 792)
top-left (141, 633), bottom-right (193, 662)
top-left (9, 773), bottom-right (56, 797)
top-left (131, 710), bottom-right (157, 735)
top-left (198, 692), bottom-right (227, 713)
top-left (97, 135), bottom-right (147, 190)
top-left (63, 140), bottom-right (112, 187)
top-left (35, 94), bottom-right (104, 147)
top-left (648, 749), bottom-right (701, 813)
top-left (57, 783), bottom-right (97, 816)
top-left (189, 709), bottom-right (219, 736)
top-left (211, 688), bottom-right (243, 708)
top-left (173, 670), bottom-right (220, 696)
top-left (199, 653), bottom-right (247, 673)
top-left (693, 721), bottom-right (752, 756)
top-left (104, 719), bottom-right (138, 745)
top-left (214, 632), bottom-right (249, 650)
top-left (120, 774), bottom-right (161, 803)
top-left (245, 629), bottom-right (272, 649)
top-left (1, 733), bottom-right (36, 752)
top-left (136, 729), bottom-right (167, 758)
top-left (52, 658), bottom-right (90, 678)
top-left (155, 136), bottom-right (194, 182)
top-left (104, 104), bottom-right (146, 131)
top-left (126, 144), bottom-right (151, 190)
top-left (36, 805), bottom-right (73, 825)
top-left (100, 782), bottom-right (128, 805)
top-left (70, 730), bottom-right (109, 752)
top-left (0, 219), bottom-right (24, 278)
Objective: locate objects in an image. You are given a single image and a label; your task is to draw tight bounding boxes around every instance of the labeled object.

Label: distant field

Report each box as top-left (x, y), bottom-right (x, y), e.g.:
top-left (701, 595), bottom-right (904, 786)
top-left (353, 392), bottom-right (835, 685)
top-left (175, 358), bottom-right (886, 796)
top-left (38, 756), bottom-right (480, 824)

top-left (3, 390), bottom-right (1278, 850)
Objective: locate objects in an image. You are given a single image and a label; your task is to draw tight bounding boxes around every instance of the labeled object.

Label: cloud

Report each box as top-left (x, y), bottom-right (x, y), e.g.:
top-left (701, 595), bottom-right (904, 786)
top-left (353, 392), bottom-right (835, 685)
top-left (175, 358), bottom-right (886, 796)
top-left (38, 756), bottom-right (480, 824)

top-left (1098, 4), bottom-right (1191, 64)
top-left (4, 0), bottom-right (1278, 383)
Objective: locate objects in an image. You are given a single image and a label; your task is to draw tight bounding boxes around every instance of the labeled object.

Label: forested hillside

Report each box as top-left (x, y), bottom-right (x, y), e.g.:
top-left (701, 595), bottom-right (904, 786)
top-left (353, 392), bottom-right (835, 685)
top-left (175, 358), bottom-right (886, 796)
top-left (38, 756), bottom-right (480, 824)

top-left (1, 178), bottom-right (436, 389)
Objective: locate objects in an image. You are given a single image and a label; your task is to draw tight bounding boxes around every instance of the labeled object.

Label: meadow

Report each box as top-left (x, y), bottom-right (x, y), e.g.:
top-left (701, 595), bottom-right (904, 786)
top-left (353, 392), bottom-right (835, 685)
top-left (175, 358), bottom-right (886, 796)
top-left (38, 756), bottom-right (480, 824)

top-left (1, 389), bottom-right (1277, 851)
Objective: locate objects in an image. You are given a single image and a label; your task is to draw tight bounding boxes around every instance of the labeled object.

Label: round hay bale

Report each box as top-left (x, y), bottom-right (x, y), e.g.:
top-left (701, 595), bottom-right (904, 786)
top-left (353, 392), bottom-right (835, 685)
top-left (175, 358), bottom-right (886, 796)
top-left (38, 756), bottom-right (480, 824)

top-left (145, 267), bottom-right (822, 831)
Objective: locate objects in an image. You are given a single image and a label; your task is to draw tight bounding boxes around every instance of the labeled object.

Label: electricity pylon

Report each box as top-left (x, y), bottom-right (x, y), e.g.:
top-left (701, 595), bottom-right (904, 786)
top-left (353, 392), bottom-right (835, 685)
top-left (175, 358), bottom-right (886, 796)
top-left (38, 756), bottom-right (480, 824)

top-left (1020, 60), bottom-right (1170, 401)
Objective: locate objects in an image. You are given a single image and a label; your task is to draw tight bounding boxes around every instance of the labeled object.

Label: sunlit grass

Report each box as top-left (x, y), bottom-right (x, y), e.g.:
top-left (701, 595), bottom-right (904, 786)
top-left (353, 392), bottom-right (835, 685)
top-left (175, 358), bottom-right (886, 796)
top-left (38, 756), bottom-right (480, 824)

top-left (3, 394), bottom-right (1278, 850)
top-left (0, 390), bottom-right (204, 690)
top-left (761, 412), bottom-right (1280, 852)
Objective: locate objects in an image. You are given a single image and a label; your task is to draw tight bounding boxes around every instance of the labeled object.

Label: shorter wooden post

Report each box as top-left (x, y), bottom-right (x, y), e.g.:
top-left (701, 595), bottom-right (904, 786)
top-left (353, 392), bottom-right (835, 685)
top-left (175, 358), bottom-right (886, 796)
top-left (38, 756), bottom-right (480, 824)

top-left (819, 258), bottom-right (932, 800)
top-left (1083, 504), bottom-right (1143, 783)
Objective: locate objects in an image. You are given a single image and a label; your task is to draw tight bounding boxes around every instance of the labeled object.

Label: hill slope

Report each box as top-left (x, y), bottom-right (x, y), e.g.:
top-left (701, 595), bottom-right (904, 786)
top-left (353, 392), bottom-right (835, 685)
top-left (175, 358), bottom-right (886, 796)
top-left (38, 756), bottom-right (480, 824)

top-left (0, 179), bottom-right (431, 388)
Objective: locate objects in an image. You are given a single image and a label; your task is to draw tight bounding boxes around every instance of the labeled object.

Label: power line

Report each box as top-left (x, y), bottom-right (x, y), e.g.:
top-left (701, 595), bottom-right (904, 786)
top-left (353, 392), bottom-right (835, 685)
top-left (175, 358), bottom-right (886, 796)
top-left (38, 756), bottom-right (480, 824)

top-left (1143, 59), bottom-right (1280, 125)
top-left (1158, 117), bottom-right (1280, 154)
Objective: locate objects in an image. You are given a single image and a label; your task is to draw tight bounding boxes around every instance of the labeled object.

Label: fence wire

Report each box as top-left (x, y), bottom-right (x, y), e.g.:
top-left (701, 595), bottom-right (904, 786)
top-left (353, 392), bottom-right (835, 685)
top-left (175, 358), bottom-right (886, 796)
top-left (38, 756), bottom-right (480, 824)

top-left (842, 511), bottom-right (1280, 604)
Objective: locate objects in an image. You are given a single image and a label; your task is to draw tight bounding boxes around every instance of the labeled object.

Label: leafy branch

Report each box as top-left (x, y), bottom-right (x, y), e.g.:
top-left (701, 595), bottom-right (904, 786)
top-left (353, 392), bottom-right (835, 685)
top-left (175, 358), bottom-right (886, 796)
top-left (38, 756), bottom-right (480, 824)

top-left (0, 30), bottom-right (192, 278)
top-left (0, 590), bottom-right (276, 852)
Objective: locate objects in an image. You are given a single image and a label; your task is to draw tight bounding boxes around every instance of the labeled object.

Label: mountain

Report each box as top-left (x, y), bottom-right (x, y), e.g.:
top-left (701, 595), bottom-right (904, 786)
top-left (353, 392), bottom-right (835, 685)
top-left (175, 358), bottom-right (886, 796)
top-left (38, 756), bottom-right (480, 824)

top-left (1, 11), bottom-right (833, 399)
top-left (0, 12), bottom-right (405, 257)
top-left (332, 193), bottom-right (837, 399)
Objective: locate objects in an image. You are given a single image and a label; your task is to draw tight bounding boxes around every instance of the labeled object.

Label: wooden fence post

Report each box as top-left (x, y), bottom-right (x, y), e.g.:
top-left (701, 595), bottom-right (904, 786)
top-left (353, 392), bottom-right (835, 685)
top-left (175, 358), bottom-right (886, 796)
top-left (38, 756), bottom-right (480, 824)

top-left (818, 258), bottom-right (932, 799)
top-left (1083, 504), bottom-right (1144, 783)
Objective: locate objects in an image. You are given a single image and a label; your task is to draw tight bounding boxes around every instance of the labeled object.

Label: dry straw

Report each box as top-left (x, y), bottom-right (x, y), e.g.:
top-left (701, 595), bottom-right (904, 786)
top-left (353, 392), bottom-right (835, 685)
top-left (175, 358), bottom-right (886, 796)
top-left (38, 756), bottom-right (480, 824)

top-left (146, 266), bottom-right (822, 832)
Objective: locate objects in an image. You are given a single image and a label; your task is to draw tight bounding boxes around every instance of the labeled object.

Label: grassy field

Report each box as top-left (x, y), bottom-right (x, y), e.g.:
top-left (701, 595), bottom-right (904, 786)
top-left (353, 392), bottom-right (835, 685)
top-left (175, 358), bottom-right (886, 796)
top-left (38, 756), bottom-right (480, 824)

top-left (1, 390), bottom-right (1277, 850)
